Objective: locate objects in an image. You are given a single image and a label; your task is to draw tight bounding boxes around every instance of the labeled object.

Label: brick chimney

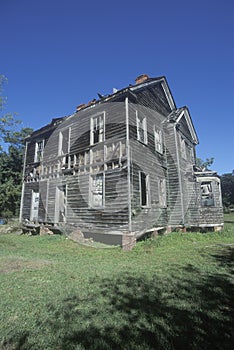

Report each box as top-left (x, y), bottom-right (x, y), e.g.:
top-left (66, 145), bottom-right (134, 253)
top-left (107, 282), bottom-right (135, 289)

top-left (76, 103), bottom-right (86, 112)
top-left (135, 74), bottom-right (149, 85)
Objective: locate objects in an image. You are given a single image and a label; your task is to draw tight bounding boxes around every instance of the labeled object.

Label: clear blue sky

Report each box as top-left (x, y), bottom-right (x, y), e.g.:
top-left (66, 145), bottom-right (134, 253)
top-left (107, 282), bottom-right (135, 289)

top-left (1, 0), bottom-right (233, 174)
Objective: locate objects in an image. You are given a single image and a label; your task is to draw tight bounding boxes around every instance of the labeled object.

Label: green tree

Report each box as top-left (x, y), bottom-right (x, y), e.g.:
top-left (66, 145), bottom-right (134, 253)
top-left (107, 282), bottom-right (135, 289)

top-left (196, 157), bottom-right (214, 170)
top-left (221, 172), bottom-right (234, 209)
top-left (0, 74), bottom-right (33, 218)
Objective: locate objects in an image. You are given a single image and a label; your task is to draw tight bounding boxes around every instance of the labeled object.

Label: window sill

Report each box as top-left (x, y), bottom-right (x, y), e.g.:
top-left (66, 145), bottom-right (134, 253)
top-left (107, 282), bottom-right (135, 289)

top-left (137, 139), bottom-right (148, 146)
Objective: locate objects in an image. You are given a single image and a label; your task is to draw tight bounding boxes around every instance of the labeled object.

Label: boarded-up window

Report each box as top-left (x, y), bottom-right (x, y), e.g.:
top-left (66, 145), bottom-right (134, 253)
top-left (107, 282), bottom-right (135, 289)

top-left (136, 112), bottom-right (147, 144)
top-left (158, 178), bottom-right (167, 207)
top-left (155, 128), bottom-right (163, 154)
top-left (90, 114), bottom-right (105, 145)
top-left (90, 173), bottom-right (104, 207)
top-left (139, 172), bottom-right (150, 206)
top-left (34, 140), bottom-right (44, 162)
top-left (201, 182), bottom-right (214, 207)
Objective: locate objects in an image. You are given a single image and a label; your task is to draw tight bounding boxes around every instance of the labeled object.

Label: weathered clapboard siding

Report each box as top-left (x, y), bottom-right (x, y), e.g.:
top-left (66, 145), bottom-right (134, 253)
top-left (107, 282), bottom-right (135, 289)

top-left (22, 182), bottom-right (39, 219)
top-left (128, 101), bottom-right (169, 233)
top-left (38, 180), bottom-right (48, 222)
top-left (164, 122), bottom-right (183, 226)
top-left (21, 75), bottom-right (223, 246)
top-left (64, 169), bottom-right (129, 233)
top-left (133, 83), bottom-right (172, 116)
top-left (46, 179), bottom-right (57, 223)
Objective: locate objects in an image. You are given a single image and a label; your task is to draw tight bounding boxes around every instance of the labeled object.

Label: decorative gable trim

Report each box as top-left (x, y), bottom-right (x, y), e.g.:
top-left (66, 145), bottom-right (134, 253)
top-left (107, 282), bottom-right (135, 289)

top-left (174, 107), bottom-right (199, 145)
top-left (130, 76), bottom-right (176, 112)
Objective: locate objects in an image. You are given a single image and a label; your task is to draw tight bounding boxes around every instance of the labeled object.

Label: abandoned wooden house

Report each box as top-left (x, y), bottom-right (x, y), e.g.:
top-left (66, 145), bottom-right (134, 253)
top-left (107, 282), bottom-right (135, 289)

top-left (20, 74), bottom-right (223, 248)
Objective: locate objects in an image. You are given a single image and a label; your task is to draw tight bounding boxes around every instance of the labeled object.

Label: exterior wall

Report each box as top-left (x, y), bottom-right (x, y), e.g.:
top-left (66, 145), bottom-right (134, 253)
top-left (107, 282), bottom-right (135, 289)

top-left (22, 102), bottom-right (130, 236)
top-left (164, 122), bottom-right (184, 226)
top-left (128, 102), bottom-right (168, 235)
top-left (193, 176), bottom-right (223, 227)
top-left (174, 128), bottom-right (196, 227)
top-left (21, 78), bottom-right (224, 245)
top-left (22, 182), bottom-right (39, 220)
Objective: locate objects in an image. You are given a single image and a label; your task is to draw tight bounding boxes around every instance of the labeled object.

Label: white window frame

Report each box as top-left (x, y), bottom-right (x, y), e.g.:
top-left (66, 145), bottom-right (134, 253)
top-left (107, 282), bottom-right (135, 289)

top-left (34, 140), bottom-right (44, 162)
top-left (90, 112), bottom-right (105, 145)
top-left (154, 127), bottom-right (163, 154)
top-left (201, 181), bottom-right (215, 207)
top-left (136, 111), bottom-right (147, 144)
top-left (58, 128), bottom-right (71, 156)
top-left (90, 173), bottom-right (105, 208)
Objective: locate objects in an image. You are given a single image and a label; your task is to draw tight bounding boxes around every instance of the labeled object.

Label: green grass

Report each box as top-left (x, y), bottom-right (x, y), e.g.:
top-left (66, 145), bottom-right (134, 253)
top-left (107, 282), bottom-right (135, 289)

top-left (224, 212), bottom-right (234, 222)
top-left (0, 225), bottom-right (234, 350)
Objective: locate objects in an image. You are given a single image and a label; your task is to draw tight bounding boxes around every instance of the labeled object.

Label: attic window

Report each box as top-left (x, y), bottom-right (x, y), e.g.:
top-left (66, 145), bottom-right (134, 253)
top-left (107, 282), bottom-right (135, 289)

top-left (136, 112), bottom-right (147, 144)
top-left (90, 113), bottom-right (105, 145)
top-left (34, 140), bottom-right (44, 162)
top-left (201, 182), bottom-right (215, 207)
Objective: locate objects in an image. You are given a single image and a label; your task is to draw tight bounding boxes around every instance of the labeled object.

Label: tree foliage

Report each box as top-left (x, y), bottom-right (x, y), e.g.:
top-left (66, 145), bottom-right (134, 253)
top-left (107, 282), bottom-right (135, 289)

top-left (196, 157), bottom-right (214, 170)
top-left (220, 172), bottom-right (234, 209)
top-left (0, 74), bottom-right (33, 218)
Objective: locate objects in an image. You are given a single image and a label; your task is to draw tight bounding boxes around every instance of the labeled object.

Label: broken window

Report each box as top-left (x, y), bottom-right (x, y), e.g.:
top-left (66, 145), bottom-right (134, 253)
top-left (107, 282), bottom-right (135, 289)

top-left (90, 173), bottom-right (104, 208)
top-left (201, 182), bottom-right (215, 207)
top-left (90, 113), bottom-right (105, 145)
top-left (139, 172), bottom-right (150, 207)
top-left (155, 128), bottom-right (163, 154)
top-left (158, 178), bottom-right (167, 207)
top-left (136, 112), bottom-right (147, 144)
top-left (34, 140), bottom-right (44, 162)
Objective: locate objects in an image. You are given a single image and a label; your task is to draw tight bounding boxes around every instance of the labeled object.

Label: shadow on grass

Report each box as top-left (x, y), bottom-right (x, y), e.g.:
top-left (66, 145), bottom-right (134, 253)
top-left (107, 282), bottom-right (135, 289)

top-left (210, 246), bottom-right (234, 269)
top-left (5, 259), bottom-right (234, 350)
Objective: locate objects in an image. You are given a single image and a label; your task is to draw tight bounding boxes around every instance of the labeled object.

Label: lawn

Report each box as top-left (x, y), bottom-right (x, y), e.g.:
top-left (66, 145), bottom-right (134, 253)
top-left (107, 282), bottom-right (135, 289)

top-left (0, 221), bottom-right (233, 350)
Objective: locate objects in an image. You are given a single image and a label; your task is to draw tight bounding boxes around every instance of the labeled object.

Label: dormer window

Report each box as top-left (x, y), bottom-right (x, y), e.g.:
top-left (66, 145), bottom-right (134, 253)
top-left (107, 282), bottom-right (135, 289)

top-left (34, 140), bottom-right (44, 162)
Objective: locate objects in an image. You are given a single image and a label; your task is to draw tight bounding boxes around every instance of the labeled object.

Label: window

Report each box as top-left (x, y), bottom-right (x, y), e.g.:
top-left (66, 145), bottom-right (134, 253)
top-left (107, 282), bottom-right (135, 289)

top-left (158, 178), bottom-right (167, 207)
top-left (55, 185), bottom-right (67, 222)
top-left (139, 172), bottom-right (150, 206)
top-left (136, 112), bottom-right (147, 144)
top-left (58, 128), bottom-right (70, 156)
top-left (201, 182), bottom-right (214, 207)
top-left (155, 128), bottom-right (163, 154)
top-left (30, 191), bottom-right (39, 221)
top-left (34, 140), bottom-right (44, 162)
top-left (90, 113), bottom-right (105, 145)
top-left (90, 173), bottom-right (104, 208)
